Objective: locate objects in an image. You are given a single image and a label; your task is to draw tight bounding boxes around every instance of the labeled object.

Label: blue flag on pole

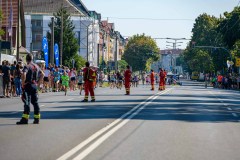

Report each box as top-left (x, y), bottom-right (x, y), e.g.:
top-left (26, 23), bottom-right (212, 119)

top-left (42, 37), bottom-right (48, 67)
top-left (54, 44), bottom-right (59, 67)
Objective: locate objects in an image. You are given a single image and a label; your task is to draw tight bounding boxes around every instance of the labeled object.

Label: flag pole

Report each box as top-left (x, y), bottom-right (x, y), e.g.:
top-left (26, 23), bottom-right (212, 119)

top-left (16, 0), bottom-right (20, 61)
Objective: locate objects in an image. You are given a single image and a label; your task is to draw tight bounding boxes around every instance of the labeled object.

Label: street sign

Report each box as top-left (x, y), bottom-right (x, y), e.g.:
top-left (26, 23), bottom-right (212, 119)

top-left (236, 58), bottom-right (240, 67)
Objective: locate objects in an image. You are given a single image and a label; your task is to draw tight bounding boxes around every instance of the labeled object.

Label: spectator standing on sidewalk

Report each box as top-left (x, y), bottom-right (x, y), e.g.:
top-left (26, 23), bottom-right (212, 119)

top-left (2, 61), bottom-right (11, 98)
top-left (10, 61), bottom-right (17, 96)
top-left (13, 64), bottom-right (22, 97)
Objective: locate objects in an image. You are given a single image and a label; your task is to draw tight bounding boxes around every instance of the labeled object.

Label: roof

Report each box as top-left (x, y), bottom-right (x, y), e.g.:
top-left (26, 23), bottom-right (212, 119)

top-left (24, 0), bottom-right (89, 16)
top-left (69, 0), bottom-right (90, 16)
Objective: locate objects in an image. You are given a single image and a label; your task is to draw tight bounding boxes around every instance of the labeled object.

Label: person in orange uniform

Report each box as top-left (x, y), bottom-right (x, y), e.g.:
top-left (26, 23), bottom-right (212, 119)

top-left (150, 69), bottom-right (155, 90)
top-left (82, 62), bottom-right (96, 102)
top-left (159, 68), bottom-right (165, 91)
top-left (92, 66), bottom-right (98, 88)
top-left (124, 65), bottom-right (132, 95)
top-left (163, 69), bottom-right (167, 90)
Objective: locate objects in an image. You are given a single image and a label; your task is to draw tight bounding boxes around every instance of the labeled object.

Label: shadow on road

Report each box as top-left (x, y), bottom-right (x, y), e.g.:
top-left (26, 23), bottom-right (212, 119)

top-left (1, 91), bottom-right (239, 123)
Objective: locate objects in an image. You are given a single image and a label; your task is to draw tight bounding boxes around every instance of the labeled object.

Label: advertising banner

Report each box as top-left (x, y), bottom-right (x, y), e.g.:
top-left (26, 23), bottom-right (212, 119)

top-left (54, 44), bottom-right (59, 67)
top-left (42, 37), bottom-right (48, 67)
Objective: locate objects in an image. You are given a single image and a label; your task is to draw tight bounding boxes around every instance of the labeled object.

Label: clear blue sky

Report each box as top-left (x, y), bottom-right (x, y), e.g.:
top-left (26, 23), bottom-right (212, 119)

top-left (82, 0), bottom-right (239, 50)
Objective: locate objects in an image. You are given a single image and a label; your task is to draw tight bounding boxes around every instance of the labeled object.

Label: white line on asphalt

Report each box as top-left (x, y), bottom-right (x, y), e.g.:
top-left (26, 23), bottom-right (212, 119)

top-left (57, 88), bottom-right (172, 160)
top-left (227, 107), bottom-right (232, 111)
top-left (40, 105), bottom-right (45, 107)
top-left (232, 113), bottom-right (238, 117)
top-left (72, 90), bottom-right (170, 160)
top-left (67, 98), bottom-right (74, 101)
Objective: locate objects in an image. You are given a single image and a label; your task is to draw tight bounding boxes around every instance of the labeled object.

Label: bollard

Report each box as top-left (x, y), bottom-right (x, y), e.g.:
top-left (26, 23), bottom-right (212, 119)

top-left (0, 75), bottom-right (3, 97)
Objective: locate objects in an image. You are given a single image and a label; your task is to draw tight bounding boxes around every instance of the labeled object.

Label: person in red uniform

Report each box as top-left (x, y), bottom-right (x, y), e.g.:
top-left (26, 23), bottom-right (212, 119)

top-left (159, 68), bottom-right (165, 91)
top-left (150, 69), bottom-right (155, 90)
top-left (124, 65), bottom-right (132, 95)
top-left (163, 69), bottom-right (167, 90)
top-left (82, 62), bottom-right (96, 102)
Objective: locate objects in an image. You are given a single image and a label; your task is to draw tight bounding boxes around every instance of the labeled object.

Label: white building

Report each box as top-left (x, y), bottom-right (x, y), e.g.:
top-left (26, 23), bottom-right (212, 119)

top-left (23, 0), bottom-right (100, 66)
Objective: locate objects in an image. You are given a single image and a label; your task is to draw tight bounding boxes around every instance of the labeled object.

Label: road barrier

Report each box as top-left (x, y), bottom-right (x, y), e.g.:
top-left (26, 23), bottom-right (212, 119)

top-left (0, 75), bottom-right (3, 97)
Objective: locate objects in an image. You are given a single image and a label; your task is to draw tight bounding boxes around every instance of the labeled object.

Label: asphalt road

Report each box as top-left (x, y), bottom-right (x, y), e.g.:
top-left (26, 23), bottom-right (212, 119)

top-left (1, 80), bottom-right (240, 160)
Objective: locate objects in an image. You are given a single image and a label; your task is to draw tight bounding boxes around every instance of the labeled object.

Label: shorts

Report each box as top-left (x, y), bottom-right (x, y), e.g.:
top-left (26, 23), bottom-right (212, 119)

top-left (54, 78), bottom-right (59, 83)
top-left (44, 77), bottom-right (49, 82)
top-left (62, 81), bottom-right (69, 87)
top-left (3, 77), bottom-right (10, 90)
top-left (71, 77), bottom-right (76, 81)
top-left (78, 82), bottom-right (83, 85)
top-left (11, 78), bottom-right (14, 85)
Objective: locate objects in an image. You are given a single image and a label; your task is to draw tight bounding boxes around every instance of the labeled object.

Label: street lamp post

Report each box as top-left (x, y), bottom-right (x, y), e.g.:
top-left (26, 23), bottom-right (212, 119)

top-left (50, 17), bottom-right (54, 65)
top-left (166, 41), bottom-right (183, 73)
top-left (114, 32), bottom-right (118, 73)
top-left (60, 4), bottom-right (63, 66)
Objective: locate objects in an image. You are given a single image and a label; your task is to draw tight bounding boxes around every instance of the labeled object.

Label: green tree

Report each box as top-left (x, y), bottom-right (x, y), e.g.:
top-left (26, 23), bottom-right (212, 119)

top-left (118, 60), bottom-right (128, 72)
top-left (183, 13), bottom-right (229, 73)
top-left (218, 7), bottom-right (240, 48)
top-left (47, 7), bottom-right (80, 67)
top-left (0, 10), bottom-right (5, 38)
top-left (64, 54), bottom-right (86, 70)
top-left (192, 13), bottom-right (221, 47)
top-left (122, 34), bottom-right (160, 72)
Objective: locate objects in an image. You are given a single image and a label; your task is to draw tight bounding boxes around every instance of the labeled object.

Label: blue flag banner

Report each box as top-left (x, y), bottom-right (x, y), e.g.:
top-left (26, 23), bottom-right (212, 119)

top-left (42, 37), bottom-right (48, 67)
top-left (54, 44), bottom-right (59, 67)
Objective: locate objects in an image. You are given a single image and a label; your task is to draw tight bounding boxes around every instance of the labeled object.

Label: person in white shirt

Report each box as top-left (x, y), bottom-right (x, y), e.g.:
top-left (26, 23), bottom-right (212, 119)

top-left (43, 67), bottom-right (50, 92)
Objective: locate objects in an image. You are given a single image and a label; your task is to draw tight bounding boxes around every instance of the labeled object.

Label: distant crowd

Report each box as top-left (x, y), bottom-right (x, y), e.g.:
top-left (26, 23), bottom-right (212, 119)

top-left (207, 73), bottom-right (240, 89)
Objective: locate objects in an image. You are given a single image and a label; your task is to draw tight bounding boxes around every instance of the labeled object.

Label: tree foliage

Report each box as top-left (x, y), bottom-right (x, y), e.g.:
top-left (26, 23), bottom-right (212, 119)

top-left (47, 7), bottom-right (83, 68)
top-left (118, 60), bottom-right (128, 72)
top-left (64, 54), bottom-right (86, 70)
top-left (122, 34), bottom-right (160, 72)
top-left (0, 10), bottom-right (5, 38)
top-left (182, 10), bottom-right (239, 73)
top-left (218, 7), bottom-right (240, 48)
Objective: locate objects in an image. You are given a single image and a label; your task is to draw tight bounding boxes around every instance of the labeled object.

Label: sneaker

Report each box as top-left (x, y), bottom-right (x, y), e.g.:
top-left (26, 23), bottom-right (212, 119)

top-left (91, 99), bottom-right (95, 102)
top-left (16, 118), bottom-right (28, 125)
top-left (81, 99), bottom-right (88, 102)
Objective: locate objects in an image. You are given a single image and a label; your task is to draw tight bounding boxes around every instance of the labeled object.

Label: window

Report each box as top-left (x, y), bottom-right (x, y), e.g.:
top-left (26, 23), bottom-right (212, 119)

top-left (36, 20), bottom-right (42, 27)
top-left (35, 34), bottom-right (42, 41)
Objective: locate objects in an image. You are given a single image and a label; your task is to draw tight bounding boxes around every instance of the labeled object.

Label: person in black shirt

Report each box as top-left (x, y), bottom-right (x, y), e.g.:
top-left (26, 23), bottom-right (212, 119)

top-left (2, 60), bottom-right (11, 97)
top-left (16, 54), bottom-right (43, 125)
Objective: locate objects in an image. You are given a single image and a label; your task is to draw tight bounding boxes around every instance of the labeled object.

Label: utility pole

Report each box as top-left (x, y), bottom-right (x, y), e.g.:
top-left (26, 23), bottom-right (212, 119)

top-left (50, 17), bottom-right (54, 64)
top-left (86, 27), bottom-right (89, 62)
top-left (16, 0), bottom-right (20, 61)
top-left (114, 33), bottom-right (118, 73)
top-left (102, 31), bottom-right (105, 70)
top-left (97, 43), bottom-right (100, 67)
top-left (60, 4), bottom-right (63, 66)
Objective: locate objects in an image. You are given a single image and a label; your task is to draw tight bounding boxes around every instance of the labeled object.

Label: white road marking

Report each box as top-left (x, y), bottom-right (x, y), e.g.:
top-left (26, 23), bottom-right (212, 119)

top-left (223, 104), bottom-right (228, 106)
top-left (227, 107), bottom-right (232, 111)
top-left (67, 98), bottom-right (74, 101)
top-left (232, 113), bottom-right (238, 117)
top-left (40, 105), bottom-right (45, 107)
top-left (57, 88), bottom-right (172, 160)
